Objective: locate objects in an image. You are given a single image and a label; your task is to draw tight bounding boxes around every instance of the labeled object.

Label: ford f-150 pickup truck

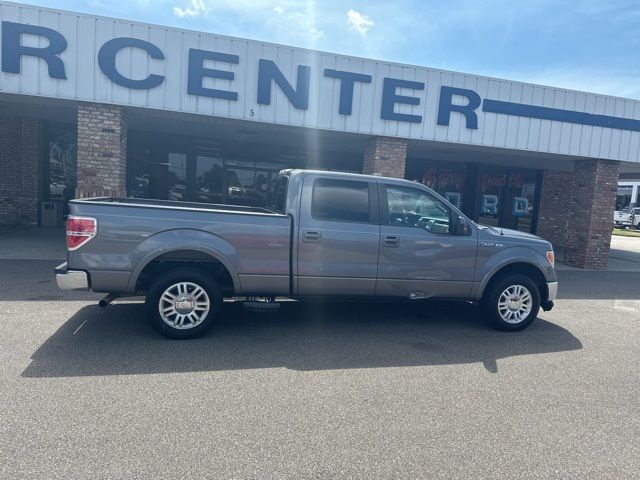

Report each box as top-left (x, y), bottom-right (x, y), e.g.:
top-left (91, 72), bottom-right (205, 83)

top-left (56, 169), bottom-right (557, 339)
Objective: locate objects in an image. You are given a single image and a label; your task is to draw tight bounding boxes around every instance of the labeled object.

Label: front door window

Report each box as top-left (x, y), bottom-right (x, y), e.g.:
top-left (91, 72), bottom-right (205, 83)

top-left (386, 186), bottom-right (451, 234)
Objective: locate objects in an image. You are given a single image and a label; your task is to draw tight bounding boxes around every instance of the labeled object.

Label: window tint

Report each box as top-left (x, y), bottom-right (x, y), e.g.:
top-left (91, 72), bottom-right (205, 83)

top-left (312, 179), bottom-right (370, 223)
top-left (386, 186), bottom-right (451, 234)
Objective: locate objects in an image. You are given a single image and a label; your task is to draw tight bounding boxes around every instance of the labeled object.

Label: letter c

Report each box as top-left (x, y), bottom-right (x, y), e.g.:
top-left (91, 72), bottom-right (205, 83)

top-left (98, 37), bottom-right (165, 89)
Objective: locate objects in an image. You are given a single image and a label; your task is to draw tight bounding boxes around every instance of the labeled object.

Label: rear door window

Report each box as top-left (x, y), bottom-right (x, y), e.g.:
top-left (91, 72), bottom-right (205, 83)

top-left (312, 179), bottom-right (371, 223)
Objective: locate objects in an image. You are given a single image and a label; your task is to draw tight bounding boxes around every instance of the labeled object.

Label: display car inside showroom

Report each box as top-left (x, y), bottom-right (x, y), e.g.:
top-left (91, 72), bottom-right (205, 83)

top-left (1, 1), bottom-right (640, 269)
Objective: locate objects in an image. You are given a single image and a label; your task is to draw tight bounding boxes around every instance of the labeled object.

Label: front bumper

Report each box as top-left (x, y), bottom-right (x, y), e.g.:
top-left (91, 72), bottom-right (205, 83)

top-left (55, 262), bottom-right (89, 291)
top-left (541, 281), bottom-right (558, 311)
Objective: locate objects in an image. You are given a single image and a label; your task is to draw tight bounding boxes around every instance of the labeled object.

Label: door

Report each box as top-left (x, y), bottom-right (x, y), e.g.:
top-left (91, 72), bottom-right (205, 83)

top-left (377, 184), bottom-right (477, 299)
top-left (296, 176), bottom-right (380, 296)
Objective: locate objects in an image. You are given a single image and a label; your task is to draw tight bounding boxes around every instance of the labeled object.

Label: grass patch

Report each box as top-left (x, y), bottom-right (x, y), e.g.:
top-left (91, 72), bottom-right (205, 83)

top-left (613, 228), bottom-right (640, 237)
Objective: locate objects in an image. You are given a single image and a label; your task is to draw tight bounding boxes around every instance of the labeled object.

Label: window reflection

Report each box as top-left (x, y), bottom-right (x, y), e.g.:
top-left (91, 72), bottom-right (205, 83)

top-left (387, 186), bottom-right (451, 234)
top-left (410, 159), bottom-right (540, 234)
top-left (480, 168), bottom-right (506, 227)
top-left (167, 153), bottom-right (187, 201)
top-left (127, 144), bottom-right (288, 208)
top-left (48, 131), bottom-right (77, 201)
top-left (196, 156), bottom-right (225, 204)
top-left (503, 171), bottom-right (537, 232)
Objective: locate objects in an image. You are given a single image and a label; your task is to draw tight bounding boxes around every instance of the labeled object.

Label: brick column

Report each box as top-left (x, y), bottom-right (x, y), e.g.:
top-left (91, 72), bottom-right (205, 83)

top-left (562, 159), bottom-right (619, 269)
top-left (362, 136), bottom-right (408, 179)
top-left (0, 117), bottom-right (43, 225)
top-left (536, 170), bottom-right (575, 249)
top-left (76, 103), bottom-right (127, 198)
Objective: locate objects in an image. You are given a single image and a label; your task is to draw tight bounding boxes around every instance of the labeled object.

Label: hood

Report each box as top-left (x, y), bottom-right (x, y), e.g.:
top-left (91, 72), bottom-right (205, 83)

top-left (478, 225), bottom-right (552, 248)
top-left (497, 227), bottom-right (540, 240)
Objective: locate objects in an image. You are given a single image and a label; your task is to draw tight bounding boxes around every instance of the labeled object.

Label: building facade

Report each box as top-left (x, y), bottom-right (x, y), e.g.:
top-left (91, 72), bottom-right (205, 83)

top-left (1, 1), bottom-right (638, 268)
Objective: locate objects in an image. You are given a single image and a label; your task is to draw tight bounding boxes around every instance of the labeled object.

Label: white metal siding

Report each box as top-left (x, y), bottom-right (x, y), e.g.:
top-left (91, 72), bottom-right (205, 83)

top-left (1, 1), bottom-right (640, 163)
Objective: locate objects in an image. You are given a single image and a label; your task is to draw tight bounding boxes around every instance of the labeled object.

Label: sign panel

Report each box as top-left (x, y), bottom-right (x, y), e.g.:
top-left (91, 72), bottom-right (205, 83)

top-left (1, 1), bottom-right (640, 162)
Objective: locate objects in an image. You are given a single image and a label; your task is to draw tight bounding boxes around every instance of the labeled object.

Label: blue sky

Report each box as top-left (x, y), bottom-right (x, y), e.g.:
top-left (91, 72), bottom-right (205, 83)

top-left (18, 0), bottom-right (640, 99)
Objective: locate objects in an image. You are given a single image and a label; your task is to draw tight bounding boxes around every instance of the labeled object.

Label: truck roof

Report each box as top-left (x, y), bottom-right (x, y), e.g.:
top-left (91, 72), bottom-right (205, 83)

top-left (280, 169), bottom-right (420, 186)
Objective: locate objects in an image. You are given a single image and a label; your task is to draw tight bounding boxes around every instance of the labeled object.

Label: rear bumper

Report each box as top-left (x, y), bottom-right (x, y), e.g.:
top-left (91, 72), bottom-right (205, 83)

top-left (55, 262), bottom-right (89, 291)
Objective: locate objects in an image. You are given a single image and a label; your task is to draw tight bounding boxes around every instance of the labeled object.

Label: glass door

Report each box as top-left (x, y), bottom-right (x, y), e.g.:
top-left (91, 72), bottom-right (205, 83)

top-left (479, 167), bottom-right (507, 228)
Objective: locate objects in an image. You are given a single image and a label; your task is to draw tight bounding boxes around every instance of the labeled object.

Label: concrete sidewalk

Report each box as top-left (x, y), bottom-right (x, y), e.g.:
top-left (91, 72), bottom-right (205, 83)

top-left (553, 235), bottom-right (640, 271)
top-left (605, 235), bottom-right (640, 271)
top-left (2, 226), bottom-right (640, 271)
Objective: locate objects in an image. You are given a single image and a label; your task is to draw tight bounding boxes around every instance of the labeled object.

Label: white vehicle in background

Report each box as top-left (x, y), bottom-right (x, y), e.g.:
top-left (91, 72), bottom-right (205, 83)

top-left (614, 207), bottom-right (640, 228)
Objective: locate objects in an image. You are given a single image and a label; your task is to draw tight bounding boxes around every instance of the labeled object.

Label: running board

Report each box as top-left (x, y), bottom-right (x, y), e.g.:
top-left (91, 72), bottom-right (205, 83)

top-left (242, 297), bottom-right (281, 313)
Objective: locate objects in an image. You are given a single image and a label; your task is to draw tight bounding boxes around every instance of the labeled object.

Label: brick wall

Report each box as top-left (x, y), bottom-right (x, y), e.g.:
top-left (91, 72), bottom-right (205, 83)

top-left (362, 136), bottom-right (408, 179)
top-left (562, 159), bottom-right (619, 269)
top-left (536, 169), bottom-right (575, 249)
top-left (0, 117), bottom-right (43, 225)
top-left (76, 103), bottom-right (127, 198)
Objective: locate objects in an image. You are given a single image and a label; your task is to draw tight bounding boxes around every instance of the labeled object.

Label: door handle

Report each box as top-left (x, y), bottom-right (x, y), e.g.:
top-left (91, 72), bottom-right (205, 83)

top-left (303, 230), bottom-right (322, 242)
top-left (382, 235), bottom-right (399, 247)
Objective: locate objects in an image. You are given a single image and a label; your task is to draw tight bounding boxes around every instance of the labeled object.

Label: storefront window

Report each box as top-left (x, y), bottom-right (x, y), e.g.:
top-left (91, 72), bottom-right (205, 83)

top-left (420, 163), bottom-right (469, 211)
top-left (126, 131), bottom-right (289, 208)
top-left (409, 157), bottom-right (541, 233)
top-left (167, 153), bottom-right (187, 201)
top-left (48, 131), bottom-right (77, 202)
top-left (195, 155), bottom-right (225, 203)
top-left (502, 170), bottom-right (538, 232)
top-left (479, 167), bottom-right (507, 227)
top-left (434, 165), bottom-right (467, 210)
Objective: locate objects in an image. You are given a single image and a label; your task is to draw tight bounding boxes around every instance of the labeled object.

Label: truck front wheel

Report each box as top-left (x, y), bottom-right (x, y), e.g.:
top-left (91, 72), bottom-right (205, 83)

top-left (481, 274), bottom-right (540, 331)
top-left (145, 267), bottom-right (222, 339)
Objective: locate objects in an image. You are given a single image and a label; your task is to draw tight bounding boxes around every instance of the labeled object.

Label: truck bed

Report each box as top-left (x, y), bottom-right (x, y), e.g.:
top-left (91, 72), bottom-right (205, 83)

top-left (66, 196), bottom-right (292, 296)
top-left (72, 197), bottom-right (276, 216)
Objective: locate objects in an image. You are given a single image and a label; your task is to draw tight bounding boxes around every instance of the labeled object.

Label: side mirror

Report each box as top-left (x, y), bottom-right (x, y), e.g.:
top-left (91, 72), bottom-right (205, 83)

top-left (454, 216), bottom-right (471, 236)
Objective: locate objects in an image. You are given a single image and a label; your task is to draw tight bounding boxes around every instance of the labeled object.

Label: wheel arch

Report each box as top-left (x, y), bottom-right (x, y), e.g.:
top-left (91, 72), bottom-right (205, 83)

top-left (127, 236), bottom-right (241, 295)
top-left (476, 261), bottom-right (549, 303)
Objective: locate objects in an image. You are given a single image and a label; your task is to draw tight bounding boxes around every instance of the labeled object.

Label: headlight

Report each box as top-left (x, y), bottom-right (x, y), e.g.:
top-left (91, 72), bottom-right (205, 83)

top-left (546, 250), bottom-right (555, 268)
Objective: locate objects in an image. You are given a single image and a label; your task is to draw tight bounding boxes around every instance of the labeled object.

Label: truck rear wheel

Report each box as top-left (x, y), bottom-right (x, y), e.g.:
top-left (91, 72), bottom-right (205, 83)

top-left (481, 274), bottom-right (540, 331)
top-left (145, 267), bottom-right (222, 339)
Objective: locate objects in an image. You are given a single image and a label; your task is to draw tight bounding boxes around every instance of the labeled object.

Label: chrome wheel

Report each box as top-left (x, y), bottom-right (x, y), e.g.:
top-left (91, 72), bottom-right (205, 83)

top-left (158, 282), bottom-right (210, 329)
top-left (497, 284), bottom-right (532, 324)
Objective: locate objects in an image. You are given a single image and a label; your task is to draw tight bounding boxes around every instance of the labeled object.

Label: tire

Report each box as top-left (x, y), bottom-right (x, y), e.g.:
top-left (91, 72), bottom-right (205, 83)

top-left (145, 267), bottom-right (223, 339)
top-left (481, 274), bottom-right (540, 332)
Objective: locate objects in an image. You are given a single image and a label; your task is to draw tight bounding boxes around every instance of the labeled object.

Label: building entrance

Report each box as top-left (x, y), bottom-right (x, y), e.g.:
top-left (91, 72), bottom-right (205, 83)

top-left (407, 159), bottom-right (541, 234)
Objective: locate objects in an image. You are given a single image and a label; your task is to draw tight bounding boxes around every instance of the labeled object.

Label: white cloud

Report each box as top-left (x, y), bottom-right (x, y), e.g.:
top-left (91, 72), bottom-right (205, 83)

top-left (270, 5), bottom-right (325, 42)
top-left (169, 1), bottom-right (324, 44)
top-left (346, 9), bottom-right (374, 35)
top-left (173, 0), bottom-right (209, 18)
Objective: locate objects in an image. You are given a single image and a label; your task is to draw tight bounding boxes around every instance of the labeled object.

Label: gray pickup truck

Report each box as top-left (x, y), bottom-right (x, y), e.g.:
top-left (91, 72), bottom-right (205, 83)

top-left (56, 169), bottom-right (557, 339)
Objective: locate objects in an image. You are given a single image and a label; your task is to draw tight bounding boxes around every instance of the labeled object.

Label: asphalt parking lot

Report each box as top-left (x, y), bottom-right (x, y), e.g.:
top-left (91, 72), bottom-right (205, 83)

top-left (0, 258), bottom-right (639, 479)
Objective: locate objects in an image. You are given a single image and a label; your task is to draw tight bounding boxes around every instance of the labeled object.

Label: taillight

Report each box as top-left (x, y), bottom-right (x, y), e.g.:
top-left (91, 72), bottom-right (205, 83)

top-left (66, 216), bottom-right (97, 250)
top-left (546, 250), bottom-right (555, 268)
